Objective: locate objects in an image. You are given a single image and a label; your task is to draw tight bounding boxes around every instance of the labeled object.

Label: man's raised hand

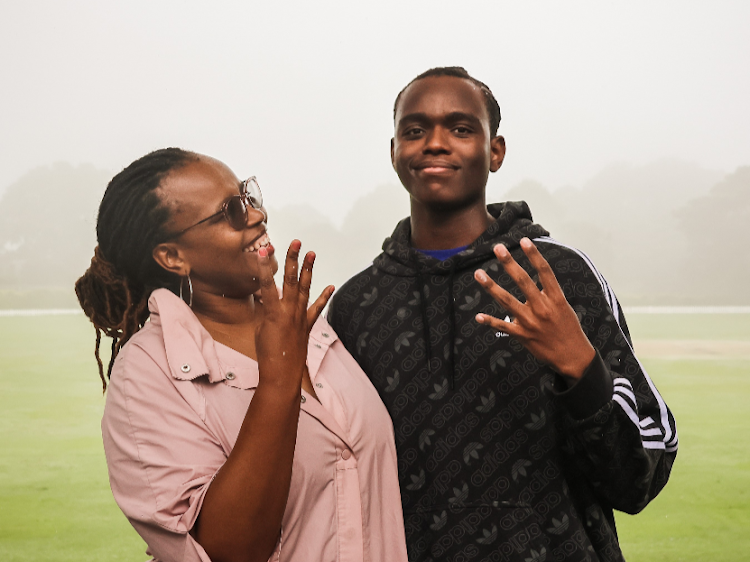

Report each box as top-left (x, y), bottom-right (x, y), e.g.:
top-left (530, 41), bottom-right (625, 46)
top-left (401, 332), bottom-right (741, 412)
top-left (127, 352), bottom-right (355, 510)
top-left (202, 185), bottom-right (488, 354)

top-left (474, 237), bottom-right (595, 383)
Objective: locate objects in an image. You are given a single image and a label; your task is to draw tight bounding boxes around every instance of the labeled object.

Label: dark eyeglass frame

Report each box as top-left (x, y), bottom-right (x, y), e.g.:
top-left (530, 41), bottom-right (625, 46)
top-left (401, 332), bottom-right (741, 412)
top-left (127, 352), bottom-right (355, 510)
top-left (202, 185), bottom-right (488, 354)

top-left (173, 176), bottom-right (263, 237)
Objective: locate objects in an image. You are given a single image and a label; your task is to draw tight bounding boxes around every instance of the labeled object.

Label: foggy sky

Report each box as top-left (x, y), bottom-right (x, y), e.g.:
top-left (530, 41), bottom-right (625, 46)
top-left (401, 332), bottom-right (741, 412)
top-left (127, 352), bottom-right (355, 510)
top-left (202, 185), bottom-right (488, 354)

top-left (2, 0), bottom-right (749, 224)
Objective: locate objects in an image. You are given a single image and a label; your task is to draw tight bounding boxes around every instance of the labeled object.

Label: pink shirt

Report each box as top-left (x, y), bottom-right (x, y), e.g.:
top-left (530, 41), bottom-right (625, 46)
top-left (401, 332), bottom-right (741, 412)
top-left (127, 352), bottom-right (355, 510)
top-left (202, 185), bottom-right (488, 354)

top-left (102, 288), bottom-right (408, 562)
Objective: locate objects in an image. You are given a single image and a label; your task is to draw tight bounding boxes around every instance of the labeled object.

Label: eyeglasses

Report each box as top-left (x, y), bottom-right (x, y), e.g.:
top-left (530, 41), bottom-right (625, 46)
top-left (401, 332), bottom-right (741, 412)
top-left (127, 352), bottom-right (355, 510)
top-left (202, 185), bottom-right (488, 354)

top-left (174, 177), bottom-right (263, 237)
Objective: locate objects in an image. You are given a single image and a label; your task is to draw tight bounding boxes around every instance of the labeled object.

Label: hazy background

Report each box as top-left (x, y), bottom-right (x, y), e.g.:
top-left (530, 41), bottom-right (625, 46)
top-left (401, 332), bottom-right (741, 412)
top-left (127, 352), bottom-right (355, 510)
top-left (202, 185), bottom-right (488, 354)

top-left (1, 0), bottom-right (749, 307)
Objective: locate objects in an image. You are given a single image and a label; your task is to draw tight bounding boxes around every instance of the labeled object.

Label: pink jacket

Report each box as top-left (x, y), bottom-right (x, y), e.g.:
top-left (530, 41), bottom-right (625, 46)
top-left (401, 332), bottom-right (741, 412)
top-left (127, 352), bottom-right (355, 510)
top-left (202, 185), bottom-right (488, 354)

top-left (102, 288), bottom-right (408, 562)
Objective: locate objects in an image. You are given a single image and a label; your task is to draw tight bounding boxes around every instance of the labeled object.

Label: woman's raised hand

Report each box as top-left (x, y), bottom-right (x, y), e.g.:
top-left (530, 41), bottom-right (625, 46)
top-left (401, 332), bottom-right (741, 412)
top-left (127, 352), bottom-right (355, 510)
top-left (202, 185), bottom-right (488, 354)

top-left (254, 240), bottom-right (334, 391)
top-left (474, 237), bottom-right (595, 382)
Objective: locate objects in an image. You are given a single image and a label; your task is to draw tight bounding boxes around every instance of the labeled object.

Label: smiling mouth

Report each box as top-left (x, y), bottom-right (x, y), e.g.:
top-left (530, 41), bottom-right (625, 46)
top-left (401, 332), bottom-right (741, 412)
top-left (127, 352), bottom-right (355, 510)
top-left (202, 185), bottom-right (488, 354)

top-left (244, 232), bottom-right (271, 253)
top-left (421, 166), bottom-right (455, 173)
top-left (417, 166), bottom-right (459, 178)
top-left (415, 162), bottom-right (459, 175)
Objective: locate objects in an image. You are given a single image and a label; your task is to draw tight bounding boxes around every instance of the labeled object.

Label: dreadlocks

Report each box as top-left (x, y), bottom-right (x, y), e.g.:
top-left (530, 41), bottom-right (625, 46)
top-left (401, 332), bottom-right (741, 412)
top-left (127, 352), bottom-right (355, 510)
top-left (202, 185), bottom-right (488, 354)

top-left (75, 147), bottom-right (198, 391)
top-left (393, 66), bottom-right (502, 137)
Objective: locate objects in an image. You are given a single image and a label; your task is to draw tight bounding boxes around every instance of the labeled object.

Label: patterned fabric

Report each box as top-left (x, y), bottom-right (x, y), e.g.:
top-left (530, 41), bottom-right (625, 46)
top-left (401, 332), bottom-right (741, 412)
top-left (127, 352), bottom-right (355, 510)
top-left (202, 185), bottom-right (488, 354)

top-left (328, 202), bottom-right (677, 562)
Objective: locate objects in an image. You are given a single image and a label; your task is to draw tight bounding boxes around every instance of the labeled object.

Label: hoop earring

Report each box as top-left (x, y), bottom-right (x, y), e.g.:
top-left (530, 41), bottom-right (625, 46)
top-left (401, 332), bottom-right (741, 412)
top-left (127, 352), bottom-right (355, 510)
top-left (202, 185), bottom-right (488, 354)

top-left (179, 273), bottom-right (193, 308)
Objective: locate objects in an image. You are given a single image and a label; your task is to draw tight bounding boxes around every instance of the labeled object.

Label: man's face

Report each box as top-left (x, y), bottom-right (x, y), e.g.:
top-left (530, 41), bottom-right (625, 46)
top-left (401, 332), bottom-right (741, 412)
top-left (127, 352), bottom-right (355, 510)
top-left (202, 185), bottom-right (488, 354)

top-left (391, 76), bottom-right (505, 212)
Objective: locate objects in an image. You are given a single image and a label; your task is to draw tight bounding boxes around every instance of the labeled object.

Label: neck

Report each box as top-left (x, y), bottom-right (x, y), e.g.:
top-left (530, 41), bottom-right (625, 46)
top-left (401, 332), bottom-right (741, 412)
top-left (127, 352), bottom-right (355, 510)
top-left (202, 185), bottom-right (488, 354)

top-left (192, 291), bottom-right (259, 325)
top-left (409, 200), bottom-right (494, 250)
top-left (190, 291), bottom-right (263, 359)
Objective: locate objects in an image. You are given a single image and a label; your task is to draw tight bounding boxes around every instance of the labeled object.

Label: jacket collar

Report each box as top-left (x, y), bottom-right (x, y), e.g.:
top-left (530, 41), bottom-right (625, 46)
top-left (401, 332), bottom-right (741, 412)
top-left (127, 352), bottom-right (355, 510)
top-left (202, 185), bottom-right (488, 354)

top-left (148, 289), bottom-right (225, 383)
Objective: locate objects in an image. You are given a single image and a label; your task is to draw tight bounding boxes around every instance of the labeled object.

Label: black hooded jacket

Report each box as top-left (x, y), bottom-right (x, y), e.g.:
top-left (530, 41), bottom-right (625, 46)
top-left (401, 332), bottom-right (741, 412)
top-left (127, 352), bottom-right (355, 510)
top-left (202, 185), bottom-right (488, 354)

top-left (328, 202), bottom-right (677, 562)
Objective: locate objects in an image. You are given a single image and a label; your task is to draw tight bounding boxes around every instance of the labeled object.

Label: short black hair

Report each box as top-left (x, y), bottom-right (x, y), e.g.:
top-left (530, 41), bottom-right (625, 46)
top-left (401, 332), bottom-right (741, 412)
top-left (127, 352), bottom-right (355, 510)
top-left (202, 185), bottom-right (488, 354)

top-left (393, 67), bottom-right (502, 137)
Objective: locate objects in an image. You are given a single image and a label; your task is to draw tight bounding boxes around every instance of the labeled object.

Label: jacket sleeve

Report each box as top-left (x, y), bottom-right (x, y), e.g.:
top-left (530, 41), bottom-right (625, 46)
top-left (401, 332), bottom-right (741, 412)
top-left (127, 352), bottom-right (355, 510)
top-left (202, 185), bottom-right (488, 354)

top-left (102, 343), bottom-right (220, 562)
top-left (545, 245), bottom-right (678, 514)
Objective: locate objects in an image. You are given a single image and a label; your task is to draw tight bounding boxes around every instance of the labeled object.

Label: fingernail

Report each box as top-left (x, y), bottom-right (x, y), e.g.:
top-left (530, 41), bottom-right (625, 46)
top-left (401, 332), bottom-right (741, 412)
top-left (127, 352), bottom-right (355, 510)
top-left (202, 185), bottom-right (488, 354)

top-left (475, 270), bottom-right (487, 282)
top-left (476, 314), bottom-right (485, 323)
top-left (494, 244), bottom-right (508, 257)
top-left (520, 237), bottom-right (531, 248)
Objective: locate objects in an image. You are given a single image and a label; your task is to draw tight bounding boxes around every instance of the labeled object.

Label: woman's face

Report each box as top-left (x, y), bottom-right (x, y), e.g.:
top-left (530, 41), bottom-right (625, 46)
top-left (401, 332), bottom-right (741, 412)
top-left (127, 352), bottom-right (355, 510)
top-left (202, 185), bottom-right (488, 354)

top-left (157, 155), bottom-right (278, 299)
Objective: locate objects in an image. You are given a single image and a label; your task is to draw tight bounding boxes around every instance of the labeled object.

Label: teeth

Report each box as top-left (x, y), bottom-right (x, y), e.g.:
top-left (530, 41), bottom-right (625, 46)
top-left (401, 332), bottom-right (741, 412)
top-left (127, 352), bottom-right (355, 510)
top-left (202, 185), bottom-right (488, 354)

top-left (244, 233), bottom-right (270, 253)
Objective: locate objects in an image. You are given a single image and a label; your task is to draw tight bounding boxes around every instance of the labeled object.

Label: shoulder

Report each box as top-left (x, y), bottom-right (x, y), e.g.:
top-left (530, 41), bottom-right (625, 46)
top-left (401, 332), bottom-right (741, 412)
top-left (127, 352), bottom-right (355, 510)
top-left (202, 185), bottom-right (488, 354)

top-left (532, 235), bottom-right (623, 320)
top-left (105, 323), bottom-right (172, 411)
top-left (102, 331), bottom-right (173, 460)
top-left (532, 236), bottom-right (607, 282)
top-left (105, 299), bottom-right (208, 415)
top-left (115, 321), bottom-right (170, 382)
top-left (329, 263), bottom-right (378, 314)
top-left (531, 235), bottom-right (589, 260)
top-left (103, 315), bottom-right (214, 455)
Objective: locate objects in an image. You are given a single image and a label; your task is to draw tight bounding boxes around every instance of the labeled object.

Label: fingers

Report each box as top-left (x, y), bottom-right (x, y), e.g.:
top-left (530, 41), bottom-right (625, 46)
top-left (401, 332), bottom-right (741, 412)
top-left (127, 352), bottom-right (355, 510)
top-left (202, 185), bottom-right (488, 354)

top-left (475, 312), bottom-right (519, 337)
top-left (282, 240), bottom-right (302, 300)
top-left (298, 251), bottom-right (315, 305)
top-left (291, 245), bottom-right (334, 330)
top-left (277, 240), bottom-right (331, 326)
top-left (492, 243), bottom-right (541, 304)
top-left (307, 285), bottom-right (335, 331)
top-left (257, 246), bottom-right (280, 313)
top-left (518, 238), bottom-right (564, 300)
top-left (474, 268), bottom-right (524, 318)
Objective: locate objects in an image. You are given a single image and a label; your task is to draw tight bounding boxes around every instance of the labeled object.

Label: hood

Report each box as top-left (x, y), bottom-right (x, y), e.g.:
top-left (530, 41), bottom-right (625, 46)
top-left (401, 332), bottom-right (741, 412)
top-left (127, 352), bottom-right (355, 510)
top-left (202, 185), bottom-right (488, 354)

top-left (374, 201), bottom-right (550, 276)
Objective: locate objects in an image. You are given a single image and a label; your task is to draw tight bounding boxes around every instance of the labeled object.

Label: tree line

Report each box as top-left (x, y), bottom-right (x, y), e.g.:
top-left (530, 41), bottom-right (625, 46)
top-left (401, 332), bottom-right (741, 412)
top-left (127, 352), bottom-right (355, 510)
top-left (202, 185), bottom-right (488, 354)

top-left (0, 159), bottom-right (747, 308)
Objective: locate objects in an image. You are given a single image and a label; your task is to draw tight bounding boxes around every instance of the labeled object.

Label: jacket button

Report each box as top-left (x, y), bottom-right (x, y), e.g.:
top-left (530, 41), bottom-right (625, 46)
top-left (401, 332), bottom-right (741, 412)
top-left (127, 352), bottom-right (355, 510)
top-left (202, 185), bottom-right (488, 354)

top-left (181, 364), bottom-right (191, 373)
top-left (322, 333), bottom-right (330, 338)
top-left (226, 372), bottom-right (236, 380)
top-left (301, 395), bottom-right (307, 404)
top-left (341, 449), bottom-right (351, 460)
top-left (315, 382), bottom-right (323, 388)
top-left (314, 343), bottom-right (322, 349)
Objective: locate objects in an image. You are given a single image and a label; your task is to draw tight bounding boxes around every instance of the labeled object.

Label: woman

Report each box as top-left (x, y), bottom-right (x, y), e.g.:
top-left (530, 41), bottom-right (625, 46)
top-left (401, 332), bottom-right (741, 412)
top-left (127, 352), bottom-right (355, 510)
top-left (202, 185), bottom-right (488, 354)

top-left (75, 148), bottom-right (408, 562)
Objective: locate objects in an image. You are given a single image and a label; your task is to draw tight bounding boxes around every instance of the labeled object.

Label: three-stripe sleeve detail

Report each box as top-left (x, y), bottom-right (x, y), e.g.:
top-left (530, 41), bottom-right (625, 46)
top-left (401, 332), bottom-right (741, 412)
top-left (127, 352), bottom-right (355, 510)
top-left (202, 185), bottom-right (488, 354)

top-left (533, 236), bottom-right (678, 453)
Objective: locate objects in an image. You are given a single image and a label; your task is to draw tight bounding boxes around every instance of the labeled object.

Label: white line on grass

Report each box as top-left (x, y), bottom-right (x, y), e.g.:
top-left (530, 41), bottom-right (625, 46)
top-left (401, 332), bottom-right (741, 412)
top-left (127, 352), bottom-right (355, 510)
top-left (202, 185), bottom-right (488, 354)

top-left (0, 309), bottom-right (82, 317)
top-left (623, 306), bottom-right (750, 314)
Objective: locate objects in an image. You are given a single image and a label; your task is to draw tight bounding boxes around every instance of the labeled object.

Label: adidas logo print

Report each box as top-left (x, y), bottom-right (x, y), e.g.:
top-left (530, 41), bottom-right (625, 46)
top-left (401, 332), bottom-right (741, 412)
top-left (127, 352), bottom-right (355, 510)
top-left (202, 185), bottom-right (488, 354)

top-left (495, 315), bottom-right (512, 338)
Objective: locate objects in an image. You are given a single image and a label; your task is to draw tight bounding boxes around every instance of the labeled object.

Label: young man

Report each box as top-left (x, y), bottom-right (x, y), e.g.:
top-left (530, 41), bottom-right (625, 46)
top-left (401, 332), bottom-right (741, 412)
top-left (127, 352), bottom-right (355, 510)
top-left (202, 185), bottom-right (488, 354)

top-left (328, 67), bottom-right (677, 562)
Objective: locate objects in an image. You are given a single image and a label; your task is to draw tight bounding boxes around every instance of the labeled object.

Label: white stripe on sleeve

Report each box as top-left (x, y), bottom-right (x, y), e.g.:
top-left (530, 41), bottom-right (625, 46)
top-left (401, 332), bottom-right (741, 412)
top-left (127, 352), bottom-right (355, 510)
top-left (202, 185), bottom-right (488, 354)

top-left (534, 236), bottom-right (677, 451)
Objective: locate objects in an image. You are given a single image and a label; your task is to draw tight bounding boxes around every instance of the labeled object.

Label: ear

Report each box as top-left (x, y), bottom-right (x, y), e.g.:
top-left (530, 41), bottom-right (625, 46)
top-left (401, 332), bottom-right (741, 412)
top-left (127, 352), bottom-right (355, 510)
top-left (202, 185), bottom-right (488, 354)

top-left (489, 135), bottom-right (506, 173)
top-left (390, 138), bottom-right (396, 171)
top-left (152, 242), bottom-right (190, 277)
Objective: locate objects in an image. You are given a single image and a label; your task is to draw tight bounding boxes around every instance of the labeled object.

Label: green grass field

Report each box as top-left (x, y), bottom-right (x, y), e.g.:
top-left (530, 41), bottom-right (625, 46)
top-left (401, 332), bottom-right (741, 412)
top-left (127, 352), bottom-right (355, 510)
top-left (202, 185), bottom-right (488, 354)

top-left (0, 315), bottom-right (146, 561)
top-left (1, 313), bottom-right (748, 561)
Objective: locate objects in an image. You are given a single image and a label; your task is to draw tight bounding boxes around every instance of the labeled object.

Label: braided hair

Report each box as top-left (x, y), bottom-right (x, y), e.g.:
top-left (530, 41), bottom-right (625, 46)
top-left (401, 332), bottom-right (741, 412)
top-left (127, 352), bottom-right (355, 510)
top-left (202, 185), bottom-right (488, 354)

top-left (393, 66), bottom-right (502, 137)
top-left (75, 148), bottom-right (198, 391)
